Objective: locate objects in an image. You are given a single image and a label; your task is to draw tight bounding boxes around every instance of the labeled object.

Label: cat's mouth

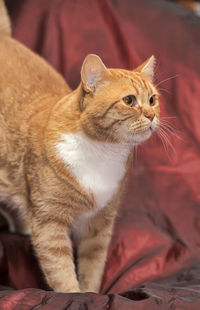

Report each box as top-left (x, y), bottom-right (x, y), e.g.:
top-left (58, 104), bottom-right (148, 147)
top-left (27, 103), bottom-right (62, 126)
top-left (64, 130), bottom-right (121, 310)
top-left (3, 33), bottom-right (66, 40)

top-left (132, 126), bottom-right (154, 144)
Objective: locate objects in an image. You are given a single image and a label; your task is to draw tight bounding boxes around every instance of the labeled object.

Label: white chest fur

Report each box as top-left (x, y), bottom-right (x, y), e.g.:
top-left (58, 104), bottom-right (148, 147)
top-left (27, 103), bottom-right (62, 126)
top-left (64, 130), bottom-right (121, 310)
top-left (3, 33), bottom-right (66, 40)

top-left (56, 132), bottom-right (130, 209)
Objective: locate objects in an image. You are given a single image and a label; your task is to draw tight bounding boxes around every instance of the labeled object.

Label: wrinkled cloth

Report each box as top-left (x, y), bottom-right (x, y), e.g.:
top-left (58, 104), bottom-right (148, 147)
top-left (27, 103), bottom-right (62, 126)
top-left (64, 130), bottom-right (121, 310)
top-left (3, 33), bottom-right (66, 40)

top-left (0, 0), bottom-right (200, 309)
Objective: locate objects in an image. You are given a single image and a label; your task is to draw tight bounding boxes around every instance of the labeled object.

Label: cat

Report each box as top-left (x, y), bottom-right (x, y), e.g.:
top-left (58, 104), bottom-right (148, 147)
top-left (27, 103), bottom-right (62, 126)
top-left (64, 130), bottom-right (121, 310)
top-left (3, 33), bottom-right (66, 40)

top-left (0, 0), bottom-right (160, 293)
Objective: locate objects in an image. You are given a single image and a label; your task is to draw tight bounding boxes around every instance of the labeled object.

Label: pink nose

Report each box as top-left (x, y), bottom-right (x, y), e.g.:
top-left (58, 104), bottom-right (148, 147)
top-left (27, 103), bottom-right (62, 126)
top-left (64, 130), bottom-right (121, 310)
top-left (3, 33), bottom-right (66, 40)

top-left (144, 111), bottom-right (155, 122)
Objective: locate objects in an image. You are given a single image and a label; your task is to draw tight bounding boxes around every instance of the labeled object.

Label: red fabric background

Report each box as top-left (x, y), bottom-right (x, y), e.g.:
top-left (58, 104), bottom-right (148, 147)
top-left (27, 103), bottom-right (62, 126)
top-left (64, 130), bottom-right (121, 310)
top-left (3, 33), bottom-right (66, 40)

top-left (1, 0), bottom-right (200, 308)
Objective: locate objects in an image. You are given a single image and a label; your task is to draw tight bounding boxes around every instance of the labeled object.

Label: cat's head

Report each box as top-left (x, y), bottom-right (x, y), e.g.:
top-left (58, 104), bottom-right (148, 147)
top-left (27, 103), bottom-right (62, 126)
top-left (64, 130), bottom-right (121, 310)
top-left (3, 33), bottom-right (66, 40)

top-left (79, 54), bottom-right (159, 145)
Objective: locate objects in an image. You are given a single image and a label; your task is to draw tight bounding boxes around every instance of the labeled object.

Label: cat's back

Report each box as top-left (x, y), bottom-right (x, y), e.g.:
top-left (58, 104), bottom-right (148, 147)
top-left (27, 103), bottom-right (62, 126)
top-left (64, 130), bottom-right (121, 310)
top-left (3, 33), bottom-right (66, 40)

top-left (0, 0), bottom-right (70, 119)
top-left (0, 13), bottom-right (71, 167)
top-left (0, 15), bottom-right (71, 149)
top-left (0, 33), bottom-right (70, 113)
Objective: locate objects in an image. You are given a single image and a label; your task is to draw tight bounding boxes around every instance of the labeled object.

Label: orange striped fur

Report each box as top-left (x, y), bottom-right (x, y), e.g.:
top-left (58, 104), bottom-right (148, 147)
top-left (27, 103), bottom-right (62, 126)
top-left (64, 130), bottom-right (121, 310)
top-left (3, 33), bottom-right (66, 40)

top-left (0, 1), bottom-right (160, 293)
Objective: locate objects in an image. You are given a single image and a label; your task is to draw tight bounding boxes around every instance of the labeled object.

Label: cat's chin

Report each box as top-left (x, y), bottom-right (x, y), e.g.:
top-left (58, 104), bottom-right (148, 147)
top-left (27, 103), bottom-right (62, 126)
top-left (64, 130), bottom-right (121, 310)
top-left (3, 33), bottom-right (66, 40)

top-left (131, 127), bottom-right (153, 145)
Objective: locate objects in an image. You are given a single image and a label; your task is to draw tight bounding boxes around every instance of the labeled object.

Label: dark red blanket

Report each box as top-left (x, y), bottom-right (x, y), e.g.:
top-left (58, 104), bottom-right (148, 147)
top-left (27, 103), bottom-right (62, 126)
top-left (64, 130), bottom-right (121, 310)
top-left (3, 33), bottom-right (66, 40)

top-left (1, 0), bottom-right (200, 309)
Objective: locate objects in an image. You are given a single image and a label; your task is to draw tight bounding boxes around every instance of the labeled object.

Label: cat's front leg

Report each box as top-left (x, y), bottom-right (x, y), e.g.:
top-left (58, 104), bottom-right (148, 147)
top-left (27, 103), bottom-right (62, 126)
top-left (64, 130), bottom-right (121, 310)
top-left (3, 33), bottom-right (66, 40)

top-left (31, 214), bottom-right (80, 293)
top-left (76, 209), bottom-right (115, 293)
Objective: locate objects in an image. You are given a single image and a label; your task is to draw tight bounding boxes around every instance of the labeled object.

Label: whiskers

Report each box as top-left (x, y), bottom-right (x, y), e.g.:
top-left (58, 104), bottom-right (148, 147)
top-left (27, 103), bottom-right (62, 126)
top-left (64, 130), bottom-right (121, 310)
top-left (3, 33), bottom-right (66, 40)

top-left (157, 117), bottom-right (181, 160)
top-left (155, 74), bottom-right (180, 88)
top-left (132, 143), bottom-right (139, 162)
top-left (155, 74), bottom-right (180, 97)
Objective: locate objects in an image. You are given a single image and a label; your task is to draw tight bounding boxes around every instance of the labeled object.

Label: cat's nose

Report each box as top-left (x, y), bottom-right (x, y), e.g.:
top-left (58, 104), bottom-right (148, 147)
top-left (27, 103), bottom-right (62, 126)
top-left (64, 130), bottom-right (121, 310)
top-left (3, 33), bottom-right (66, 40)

top-left (144, 112), bottom-right (155, 122)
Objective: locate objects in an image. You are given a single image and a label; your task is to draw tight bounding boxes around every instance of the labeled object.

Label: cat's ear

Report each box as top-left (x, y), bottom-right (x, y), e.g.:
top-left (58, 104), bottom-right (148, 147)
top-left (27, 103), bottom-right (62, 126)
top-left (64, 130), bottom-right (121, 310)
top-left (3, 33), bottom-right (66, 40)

top-left (81, 54), bottom-right (110, 92)
top-left (135, 55), bottom-right (155, 81)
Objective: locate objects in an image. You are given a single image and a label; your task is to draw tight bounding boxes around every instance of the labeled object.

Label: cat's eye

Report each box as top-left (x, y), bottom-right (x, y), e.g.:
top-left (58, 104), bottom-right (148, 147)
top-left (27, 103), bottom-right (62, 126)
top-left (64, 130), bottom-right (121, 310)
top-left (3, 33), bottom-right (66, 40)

top-left (149, 95), bottom-right (156, 106)
top-left (122, 95), bottom-right (136, 107)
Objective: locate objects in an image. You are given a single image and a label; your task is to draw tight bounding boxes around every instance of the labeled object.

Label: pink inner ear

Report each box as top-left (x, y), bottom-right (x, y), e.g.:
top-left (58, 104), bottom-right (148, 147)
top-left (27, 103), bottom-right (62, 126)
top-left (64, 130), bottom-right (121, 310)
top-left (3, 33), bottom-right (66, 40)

top-left (81, 54), bottom-right (109, 91)
top-left (86, 66), bottom-right (101, 87)
top-left (135, 55), bottom-right (155, 82)
top-left (141, 56), bottom-right (155, 81)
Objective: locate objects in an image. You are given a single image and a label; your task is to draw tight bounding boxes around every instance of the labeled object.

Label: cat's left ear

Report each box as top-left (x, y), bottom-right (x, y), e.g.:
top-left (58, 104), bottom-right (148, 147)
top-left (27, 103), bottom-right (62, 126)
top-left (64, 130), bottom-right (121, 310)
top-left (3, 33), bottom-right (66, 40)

top-left (135, 55), bottom-right (155, 82)
top-left (81, 54), bottom-right (110, 92)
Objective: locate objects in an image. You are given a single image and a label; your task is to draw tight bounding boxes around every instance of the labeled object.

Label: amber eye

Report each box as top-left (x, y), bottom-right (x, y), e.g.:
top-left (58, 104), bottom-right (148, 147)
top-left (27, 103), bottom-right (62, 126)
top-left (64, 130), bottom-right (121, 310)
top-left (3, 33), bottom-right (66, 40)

top-left (149, 95), bottom-right (156, 106)
top-left (122, 95), bottom-right (136, 107)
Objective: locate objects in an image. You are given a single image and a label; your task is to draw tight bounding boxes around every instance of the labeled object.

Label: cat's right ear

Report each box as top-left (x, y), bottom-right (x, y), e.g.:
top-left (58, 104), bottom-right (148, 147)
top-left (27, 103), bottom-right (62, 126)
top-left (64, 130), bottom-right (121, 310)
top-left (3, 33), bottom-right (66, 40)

top-left (134, 55), bottom-right (156, 82)
top-left (81, 54), bottom-right (110, 92)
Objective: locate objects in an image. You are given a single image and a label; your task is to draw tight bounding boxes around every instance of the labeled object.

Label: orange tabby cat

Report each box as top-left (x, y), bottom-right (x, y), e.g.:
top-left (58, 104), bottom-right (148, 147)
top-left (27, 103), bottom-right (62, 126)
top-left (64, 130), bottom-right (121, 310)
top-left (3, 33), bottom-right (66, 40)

top-left (0, 0), bottom-right (159, 293)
